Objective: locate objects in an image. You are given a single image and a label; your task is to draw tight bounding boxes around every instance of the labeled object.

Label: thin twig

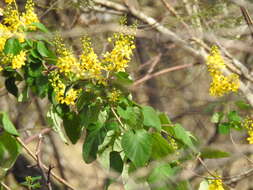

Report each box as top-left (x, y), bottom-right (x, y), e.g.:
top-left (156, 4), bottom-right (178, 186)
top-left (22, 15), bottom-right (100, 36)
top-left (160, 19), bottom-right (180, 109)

top-left (133, 63), bottom-right (195, 87)
top-left (16, 137), bottom-right (76, 190)
top-left (111, 107), bottom-right (126, 131)
top-left (35, 135), bottom-right (52, 190)
top-left (24, 128), bottom-right (51, 144)
top-left (0, 182), bottom-right (12, 190)
top-left (34, 98), bottom-right (68, 190)
top-left (160, 0), bottom-right (193, 36)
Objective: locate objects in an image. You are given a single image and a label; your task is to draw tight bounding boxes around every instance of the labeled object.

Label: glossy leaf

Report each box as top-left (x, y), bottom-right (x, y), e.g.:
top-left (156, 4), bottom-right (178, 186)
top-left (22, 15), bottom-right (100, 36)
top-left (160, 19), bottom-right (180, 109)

top-left (201, 148), bottom-right (230, 159)
top-left (151, 133), bottom-right (173, 159)
top-left (121, 129), bottom-right (152, 167)
top-left (30, 22), bottom-right (50, 33)
top-left (0, 112), bottom-right (19, 136)
top-left (109, 151), bottom-right (123, 174)
top-left (173, 124), bottom-right (194, 148)
top-left (5, 77), bottom-right (18, 97)
top-left (4, 38), bottom-right (21, 55)
top-left (0, 132), bottom-right (21, 171)
top-left (142, 106), bottom-right (161, 132)
top-left (82, 128), bottom-right (106, 163)
top-left (63, 112), bottom-right (83, 144)
top-left (37, 41), bottom-right (51, 57)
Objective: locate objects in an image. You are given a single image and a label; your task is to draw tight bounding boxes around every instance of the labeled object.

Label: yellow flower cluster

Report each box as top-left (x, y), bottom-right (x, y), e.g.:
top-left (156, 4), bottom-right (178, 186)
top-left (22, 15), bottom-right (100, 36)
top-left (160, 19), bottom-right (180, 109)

top-left (54, 36), bottom-right (79, 77)
top-left (11, 50), bottom-right (26, 69)
top-left (242, 117), bottom-right (253, 144)
top-left (3, 5), bottom-right (20, 32)
top-left (4, 0), bottom-right (14, 4)
top-left (0, 0), bottom-right (39, 51)
top-left (208, 178), bottom-right (224, 190)
top-left (0, 24), bottom-right (11, 51)
top-left (20, 0), bottom-right (39, 30)
top-left (206, 46), bottom-right (239, 96)
top-left (52, 24), bottom-right (136, 106)
top-left (80, 37), bottom-right (103, 80)
top-left (168, 136), bottom-right (179, 153)
top-left (49, 72), bottom-right (80, 106)
top-left (108, 89), bottom-right (121, 102)
top-left (103, 33), bottom-right (135, 72)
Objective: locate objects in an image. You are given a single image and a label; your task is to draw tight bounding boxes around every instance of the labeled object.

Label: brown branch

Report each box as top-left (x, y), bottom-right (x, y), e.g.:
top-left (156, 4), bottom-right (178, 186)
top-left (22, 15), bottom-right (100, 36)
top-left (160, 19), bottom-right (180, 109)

top-left (24, 128), bottom-right (52, 144)
top-left (0, 182), bottom-right (11, 190)
top-left (35, 135), bottom-right (52, 190)
top-left (133, 63), bottom-right (195, 87)
top-left (33, 98), bottom-right (68, 190)
top-left (16, 137), bottom-right (76, 190)
top-left (224, 168), bottom-right (253, 186)
top-left (240, 6), bottom-right (253, 39)
top-left (160, 0), bottom-right (193, 36)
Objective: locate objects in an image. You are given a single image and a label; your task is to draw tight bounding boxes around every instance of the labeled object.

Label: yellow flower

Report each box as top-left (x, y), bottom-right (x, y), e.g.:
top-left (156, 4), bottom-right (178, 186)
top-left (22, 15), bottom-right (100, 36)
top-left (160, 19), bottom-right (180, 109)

top-left (80, 37), bottom-right (103, 80)
top-left (103, 31), bottom-right (135, 72)
top-left (208, 177), bottom-right (224, 190)
top-left (4, 0), bottom-right (15, 4)
top-left (206, 46), bottom-right (239, 96)
top-left (11, 50), bottom-right (26, 69)
top-left (3, 6), bottom-right (21, 32)
top-left (108, 89), bottom-right (121, 102)
top-left (49, 72), bottom-right (80, 106)
top-left (209, 74), bottom-right (239, 96)
top-left (54, 36), bottom-right (79, 76)
top-left (0, 66), bottom-right (3, 72)
top-left (243, 117), bottom-right (253, 144)
top-left (20, 0), bottom-right (39, 30)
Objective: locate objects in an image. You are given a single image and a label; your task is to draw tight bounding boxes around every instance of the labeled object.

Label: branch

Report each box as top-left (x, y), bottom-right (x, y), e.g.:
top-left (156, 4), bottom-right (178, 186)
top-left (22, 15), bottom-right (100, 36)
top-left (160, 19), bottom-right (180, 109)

top-left (16, 137), bottom-right (76, 190)
top-left (0, 182), bottom-right (11, 190)
top-left (132, 63), bottom-right (195, 87)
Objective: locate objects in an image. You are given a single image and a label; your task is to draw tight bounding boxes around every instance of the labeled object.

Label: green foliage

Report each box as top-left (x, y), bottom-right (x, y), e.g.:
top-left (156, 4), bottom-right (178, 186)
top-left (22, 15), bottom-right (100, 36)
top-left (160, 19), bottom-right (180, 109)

top-left (200, 148), bottom-right (230, 159)
top-left (21, 176), bottom-right (42, 189)
top-left (122, 129), bottom-right (153, 167)
top-left (0, 112), bottom-right (20, 179)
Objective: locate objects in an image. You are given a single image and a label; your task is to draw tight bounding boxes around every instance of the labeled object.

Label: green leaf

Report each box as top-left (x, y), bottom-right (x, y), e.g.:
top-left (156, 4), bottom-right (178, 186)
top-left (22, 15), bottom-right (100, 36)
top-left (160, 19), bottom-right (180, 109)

top-left (117, 106), bottom-right (142, 129)
top-left (34, 76), bottom-right (49, 98)
top-left (46, 106), bottom-right (68, 144)
top-left (80, 105), bottom-right (101, 127)
top-left (159, 113), bottom-right (172, 125)
top-left (109, 151), bottom-right (123, 175)
top-left (200, 148), bottom-right (230, 159)
top-left (82, 128), bottom-right (107, 163)
top-left (114, 72), bottom-right (133, 85)
top-left (0, 112), bottom-right (19, 136)
top-left (28, 63), bottom-right (43, 77)
top-left (4, 38), bottom-right (21, 55)
top-left (228, 111), bottom-right (241, 122)
top-left (148, 163), bottom-right (174, 184)
top-left (151, 133), bottom-right (173, 159)
top-left (173, 124), bottom-right (194, 148)
top-left (18, 86), bottom-right (29, 102)
top-left (0, 132), bottom-right (21, 171)
top-left (218, 123), bottom-right (230, 134)
top-left (63, 112), bottom-right (83, 144)
top-left (235, 100), bottom-right (251, 110)
top-left (5, 77), bottom-right (18, 97)
top-left (211, 112), bottom-right (223, 123)
top-left (30, 22), bottom-right (50, 33)
top-left (121, 129), bottom-right (152, 167)
top-left (142, 106), bottom-right (161, 132)
top-left (37, 41), bottom-right (51, 57)
top-left (198, 180), bottom-right (209, 190)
